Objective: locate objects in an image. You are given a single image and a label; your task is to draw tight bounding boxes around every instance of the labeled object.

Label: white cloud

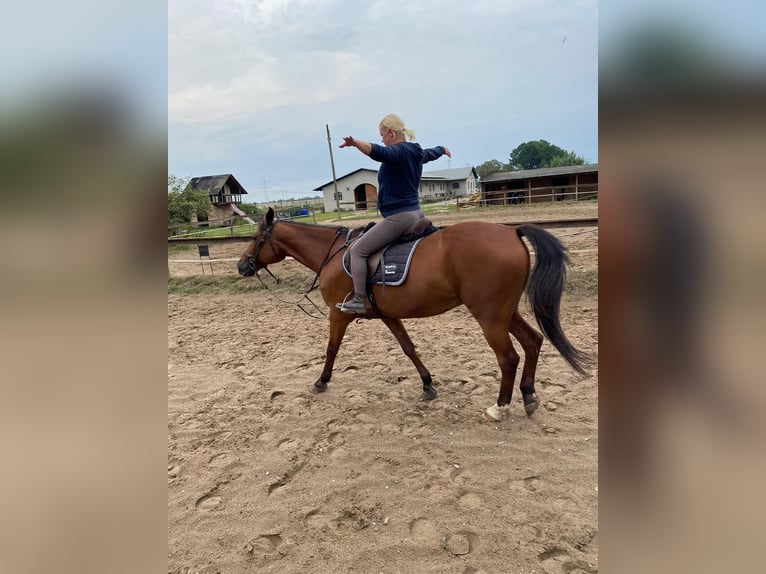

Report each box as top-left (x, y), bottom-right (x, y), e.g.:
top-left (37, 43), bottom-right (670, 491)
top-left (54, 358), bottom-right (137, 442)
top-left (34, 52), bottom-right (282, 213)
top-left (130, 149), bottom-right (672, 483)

top-left (169, 48), bottom-right (378, 125)
top-left (169, 0), bottom-right (599, 197)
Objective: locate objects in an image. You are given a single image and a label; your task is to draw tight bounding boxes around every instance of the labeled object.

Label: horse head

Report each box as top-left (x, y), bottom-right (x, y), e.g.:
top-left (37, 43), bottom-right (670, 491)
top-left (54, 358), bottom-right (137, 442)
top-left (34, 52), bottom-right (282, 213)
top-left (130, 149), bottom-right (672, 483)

top-left (237, 207), bottom-right (284, 276)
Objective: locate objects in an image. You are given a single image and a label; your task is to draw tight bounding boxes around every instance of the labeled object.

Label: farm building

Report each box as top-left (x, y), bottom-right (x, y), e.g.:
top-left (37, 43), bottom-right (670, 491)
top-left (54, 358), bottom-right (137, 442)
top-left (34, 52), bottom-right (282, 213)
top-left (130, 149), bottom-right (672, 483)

top-left (420, 166), bottom-right (479, 200)
top-left (183, 174), bottom-right (250, 223)
top-left (480, 164), bottom-right (598, 205)
top-left (314, 165), bottom-right (478, 212)
top-left (314, 168), bottom-right (378, 213)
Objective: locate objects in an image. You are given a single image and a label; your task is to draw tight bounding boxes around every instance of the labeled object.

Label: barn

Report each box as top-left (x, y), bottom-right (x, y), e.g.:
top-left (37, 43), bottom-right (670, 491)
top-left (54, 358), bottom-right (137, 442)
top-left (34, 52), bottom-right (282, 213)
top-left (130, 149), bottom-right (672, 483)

top-left (480, 163), bottom-right (598, 205)
top-left (314, 168), bottom-right (379, 213)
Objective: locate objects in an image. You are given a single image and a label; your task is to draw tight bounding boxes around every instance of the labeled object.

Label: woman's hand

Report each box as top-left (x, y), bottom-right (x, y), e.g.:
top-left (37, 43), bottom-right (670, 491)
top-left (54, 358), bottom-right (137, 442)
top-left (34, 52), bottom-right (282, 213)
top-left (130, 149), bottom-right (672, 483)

top-left (443, 147), bottom-right (452, 158)
top-left (340, 136), bottom-right (372, 156)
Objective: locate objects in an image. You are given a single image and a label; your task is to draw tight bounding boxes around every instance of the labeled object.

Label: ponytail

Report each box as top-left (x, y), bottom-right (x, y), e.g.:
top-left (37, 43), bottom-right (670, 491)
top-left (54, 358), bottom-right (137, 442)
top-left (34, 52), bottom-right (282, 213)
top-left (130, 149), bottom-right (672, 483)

top-left (380, 113), bottom-right (416, 141)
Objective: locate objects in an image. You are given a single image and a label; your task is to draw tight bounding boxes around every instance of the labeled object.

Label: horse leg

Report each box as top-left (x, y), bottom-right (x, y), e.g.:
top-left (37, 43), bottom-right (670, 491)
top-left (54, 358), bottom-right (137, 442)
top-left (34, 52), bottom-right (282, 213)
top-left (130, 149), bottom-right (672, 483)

top-left (381, 317), bottom-right (437, 400)
top-left (312, 310), bottom-right (353, 393)
top-left (509, 310), bottom-right (544, 416)
top-left (478, 319), bottom-right (521, 421)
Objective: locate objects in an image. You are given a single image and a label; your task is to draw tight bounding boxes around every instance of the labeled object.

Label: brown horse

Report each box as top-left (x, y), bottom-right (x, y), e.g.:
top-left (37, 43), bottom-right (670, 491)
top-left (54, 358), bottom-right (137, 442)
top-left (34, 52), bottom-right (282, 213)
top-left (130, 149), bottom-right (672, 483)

top-left (237, 207), bottom-right (589, 421)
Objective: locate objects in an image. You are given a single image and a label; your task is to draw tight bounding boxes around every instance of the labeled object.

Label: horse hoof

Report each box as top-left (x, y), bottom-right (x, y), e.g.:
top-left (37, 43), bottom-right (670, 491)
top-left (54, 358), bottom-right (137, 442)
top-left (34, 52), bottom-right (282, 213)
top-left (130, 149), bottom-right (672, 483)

top-left (421, 387), bottom-right (437, 401)
top-left (311, 381), bottom-right (328, 394)
top-left (484, 403), bottom-right (511, 422)
top-left (523, 395), bottom-right (539, 417)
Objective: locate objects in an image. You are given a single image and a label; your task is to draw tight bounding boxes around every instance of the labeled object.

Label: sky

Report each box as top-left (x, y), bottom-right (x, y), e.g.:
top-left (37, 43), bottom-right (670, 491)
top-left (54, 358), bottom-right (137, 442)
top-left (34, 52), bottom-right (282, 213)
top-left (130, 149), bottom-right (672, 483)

top-left (169, 0), bottom-right (598, 202)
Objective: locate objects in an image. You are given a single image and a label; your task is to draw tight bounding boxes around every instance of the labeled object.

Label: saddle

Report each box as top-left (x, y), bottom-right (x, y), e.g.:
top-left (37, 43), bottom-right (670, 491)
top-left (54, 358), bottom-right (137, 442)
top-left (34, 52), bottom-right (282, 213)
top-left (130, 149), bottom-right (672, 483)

top-left (342, 217), bottom-right (439, 287)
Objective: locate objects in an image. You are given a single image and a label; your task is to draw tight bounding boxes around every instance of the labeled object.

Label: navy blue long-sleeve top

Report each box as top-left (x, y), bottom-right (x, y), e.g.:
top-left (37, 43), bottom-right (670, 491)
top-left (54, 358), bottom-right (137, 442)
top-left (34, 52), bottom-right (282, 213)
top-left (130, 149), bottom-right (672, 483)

top-left (369, 142), bottom-right (445, 217)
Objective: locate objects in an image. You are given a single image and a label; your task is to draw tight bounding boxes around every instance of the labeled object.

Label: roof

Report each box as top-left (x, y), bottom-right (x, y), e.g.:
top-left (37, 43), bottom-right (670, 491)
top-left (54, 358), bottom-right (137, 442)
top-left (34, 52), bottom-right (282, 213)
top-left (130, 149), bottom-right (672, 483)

top-left (421, 166), bottom-right (478, 181)
top-left (185, 174), bottom-right (248, 194)
top-left (313, 168), bottom-right (378, 191)
top-left (481, 163), bottom-right (598, 183)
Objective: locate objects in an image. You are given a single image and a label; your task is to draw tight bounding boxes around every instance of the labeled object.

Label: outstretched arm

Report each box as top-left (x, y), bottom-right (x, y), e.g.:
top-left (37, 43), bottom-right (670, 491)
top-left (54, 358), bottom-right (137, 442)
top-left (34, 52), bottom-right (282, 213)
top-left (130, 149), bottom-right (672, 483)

top-left (339, 136), bottom-right (372, 156)
top-left (422, 145), bottom-right (452, 163)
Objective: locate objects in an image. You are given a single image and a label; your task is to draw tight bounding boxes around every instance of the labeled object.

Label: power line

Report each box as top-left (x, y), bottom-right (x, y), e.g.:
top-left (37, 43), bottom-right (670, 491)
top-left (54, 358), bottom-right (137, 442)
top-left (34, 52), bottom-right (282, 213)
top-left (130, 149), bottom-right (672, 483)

top-left (261, 178), bottom-right (271, 203)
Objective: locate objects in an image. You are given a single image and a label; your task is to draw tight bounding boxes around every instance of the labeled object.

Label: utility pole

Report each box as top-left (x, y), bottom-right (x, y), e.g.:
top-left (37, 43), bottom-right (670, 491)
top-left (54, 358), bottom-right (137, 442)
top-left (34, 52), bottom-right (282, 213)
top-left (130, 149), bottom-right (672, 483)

top-left (261, 178), bottom-right (270, 206)
top-left (326, 124), bottom-right (342, 221)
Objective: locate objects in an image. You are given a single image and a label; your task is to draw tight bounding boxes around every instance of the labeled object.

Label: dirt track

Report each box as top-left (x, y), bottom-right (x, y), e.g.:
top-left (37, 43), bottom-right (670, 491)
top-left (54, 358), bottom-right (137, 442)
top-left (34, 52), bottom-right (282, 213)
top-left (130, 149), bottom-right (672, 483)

top-left (168, 201), bottom-right (598, 573)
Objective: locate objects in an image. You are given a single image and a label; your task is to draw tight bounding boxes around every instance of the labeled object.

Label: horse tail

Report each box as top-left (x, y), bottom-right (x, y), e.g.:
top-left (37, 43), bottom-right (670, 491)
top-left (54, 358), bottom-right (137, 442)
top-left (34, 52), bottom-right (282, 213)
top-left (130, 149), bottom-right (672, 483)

top-left (516, 224), bottom-right (590, 375)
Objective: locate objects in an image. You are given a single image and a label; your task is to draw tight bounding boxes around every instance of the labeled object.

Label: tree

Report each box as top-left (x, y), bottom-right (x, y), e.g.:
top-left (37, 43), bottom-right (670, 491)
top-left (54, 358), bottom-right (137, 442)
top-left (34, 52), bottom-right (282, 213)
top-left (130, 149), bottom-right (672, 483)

top-left (509, 140), bottom-right (585, 170)
top-left (167, 175), bottom-right (211, 224)
top-left (237, 202), bottom-right (263, 217)
top-left (547, 151), bottom-right (586, 167)
top-left (476, 159), bottom-right (509, 180)
top-left (167, 175), bottom-right (189, 195)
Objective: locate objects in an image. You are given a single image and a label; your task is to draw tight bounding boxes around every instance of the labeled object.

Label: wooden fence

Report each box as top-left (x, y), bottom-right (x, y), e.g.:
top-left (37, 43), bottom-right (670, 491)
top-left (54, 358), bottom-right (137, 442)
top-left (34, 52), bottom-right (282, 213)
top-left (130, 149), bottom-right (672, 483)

top-left (480, 184), bottom-right (598, 206)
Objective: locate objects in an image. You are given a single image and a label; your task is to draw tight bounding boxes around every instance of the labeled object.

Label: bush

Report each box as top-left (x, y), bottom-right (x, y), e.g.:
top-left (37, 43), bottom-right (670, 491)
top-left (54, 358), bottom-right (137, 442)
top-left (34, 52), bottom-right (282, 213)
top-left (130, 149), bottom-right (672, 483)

top-left (237, 203), bottom-right (263, 217)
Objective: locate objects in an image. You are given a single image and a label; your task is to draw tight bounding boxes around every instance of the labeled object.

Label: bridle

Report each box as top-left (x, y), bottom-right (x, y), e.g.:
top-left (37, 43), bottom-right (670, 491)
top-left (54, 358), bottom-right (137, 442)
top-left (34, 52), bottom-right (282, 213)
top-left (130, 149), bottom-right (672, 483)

top-left (243, 221), bottom-right (279, 280)
top-left (242, 222), bottom-right (354, 318)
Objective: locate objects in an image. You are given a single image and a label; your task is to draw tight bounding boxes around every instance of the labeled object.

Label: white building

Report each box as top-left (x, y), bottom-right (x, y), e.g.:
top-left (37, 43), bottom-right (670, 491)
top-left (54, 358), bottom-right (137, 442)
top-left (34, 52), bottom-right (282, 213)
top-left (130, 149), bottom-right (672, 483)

top-left (419, 167), bottom-right (479, 200)
top-left (314, 165), bottom-right (478, 212)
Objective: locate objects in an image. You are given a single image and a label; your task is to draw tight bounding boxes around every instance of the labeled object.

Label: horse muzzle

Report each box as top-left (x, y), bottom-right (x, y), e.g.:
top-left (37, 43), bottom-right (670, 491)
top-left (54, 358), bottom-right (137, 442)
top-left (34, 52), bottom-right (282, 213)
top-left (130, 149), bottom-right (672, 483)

top-left (237, 258), bottom-right (256, 276)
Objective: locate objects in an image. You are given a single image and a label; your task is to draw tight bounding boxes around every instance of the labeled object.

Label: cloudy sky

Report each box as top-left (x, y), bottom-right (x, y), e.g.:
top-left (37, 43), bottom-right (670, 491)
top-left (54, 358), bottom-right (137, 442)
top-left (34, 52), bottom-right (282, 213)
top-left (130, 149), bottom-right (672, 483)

top-left (169, 0), bottom-right (598, 201)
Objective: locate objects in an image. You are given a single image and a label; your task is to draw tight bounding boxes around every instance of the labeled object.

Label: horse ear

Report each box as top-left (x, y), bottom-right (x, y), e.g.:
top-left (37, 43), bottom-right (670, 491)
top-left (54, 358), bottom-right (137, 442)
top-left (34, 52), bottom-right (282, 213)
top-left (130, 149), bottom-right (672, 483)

top-left (266, 207), bottom-right (275, 226)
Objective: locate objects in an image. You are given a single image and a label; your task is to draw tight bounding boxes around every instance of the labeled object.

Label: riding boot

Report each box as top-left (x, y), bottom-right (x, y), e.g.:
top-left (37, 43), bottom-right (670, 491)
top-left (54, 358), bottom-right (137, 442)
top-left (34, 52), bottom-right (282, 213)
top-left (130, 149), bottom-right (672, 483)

top-left (336, 293), bottom-right (367, 314)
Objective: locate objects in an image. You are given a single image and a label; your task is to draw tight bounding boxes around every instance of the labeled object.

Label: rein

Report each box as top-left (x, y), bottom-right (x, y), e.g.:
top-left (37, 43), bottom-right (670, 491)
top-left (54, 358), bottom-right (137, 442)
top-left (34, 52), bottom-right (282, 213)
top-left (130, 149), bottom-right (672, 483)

top-left (246, 223), bottom-right (355, 319)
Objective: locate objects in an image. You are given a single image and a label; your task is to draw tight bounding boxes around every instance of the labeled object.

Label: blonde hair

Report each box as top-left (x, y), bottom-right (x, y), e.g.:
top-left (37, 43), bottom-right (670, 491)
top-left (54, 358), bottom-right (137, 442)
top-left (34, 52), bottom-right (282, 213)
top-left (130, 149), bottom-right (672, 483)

top-left (380, 113), bottom-right (416, 141)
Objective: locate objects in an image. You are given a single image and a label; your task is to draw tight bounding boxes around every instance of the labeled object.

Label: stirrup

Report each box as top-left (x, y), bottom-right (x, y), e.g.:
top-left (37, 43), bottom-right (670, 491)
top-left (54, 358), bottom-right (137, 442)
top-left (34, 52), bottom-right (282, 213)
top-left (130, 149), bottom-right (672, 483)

top-left (335, 293), bottom-right (366, 314)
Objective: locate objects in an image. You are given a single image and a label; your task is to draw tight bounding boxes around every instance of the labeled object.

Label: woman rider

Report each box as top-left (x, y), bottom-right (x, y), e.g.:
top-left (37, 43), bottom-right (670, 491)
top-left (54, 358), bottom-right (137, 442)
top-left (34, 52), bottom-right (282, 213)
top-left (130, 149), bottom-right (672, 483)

top-left (336, 114), bottom-right (451, 314)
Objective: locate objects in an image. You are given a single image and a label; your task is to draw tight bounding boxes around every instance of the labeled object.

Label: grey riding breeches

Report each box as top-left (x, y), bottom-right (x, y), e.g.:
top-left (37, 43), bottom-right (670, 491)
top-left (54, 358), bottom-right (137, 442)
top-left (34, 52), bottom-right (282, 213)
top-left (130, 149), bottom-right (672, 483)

top-left (349, 209), bottom-right (424, 296)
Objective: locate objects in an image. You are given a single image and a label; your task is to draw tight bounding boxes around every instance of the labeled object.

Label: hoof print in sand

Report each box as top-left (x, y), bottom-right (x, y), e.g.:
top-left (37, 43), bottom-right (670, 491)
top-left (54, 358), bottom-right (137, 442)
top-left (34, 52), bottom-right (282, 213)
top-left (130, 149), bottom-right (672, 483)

top-left (245, 534), bottom-right (284, 556)
top-left (443, 531), bottom-right (478, 556)
top-left (195, 492), bottom-right (222, 512)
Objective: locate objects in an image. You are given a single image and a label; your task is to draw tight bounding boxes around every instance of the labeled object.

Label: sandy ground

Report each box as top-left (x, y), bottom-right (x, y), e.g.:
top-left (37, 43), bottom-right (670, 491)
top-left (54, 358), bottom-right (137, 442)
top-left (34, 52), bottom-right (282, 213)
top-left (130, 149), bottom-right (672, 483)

top-left (168, 202), bottom-right (598, 573)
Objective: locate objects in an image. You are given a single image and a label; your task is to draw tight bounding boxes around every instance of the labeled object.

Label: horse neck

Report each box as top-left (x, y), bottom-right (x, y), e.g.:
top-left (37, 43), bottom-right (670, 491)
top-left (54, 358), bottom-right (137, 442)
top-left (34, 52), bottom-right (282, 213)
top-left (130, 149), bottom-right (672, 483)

top-left (273, 222), bottom-right (341, 272)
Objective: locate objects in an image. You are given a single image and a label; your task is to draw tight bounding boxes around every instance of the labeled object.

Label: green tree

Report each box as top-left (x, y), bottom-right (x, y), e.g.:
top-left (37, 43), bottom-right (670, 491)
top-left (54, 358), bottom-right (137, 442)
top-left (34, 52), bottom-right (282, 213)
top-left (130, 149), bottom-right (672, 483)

top-left (476, 159), bottom-right (509, 179)
top-left (547, 151), bottom-right (586, 167)
top-left (509, 140), bottom-right (586, 170)
top-left (167, 175), bottom-right (188, 194)
top-left (167, 175), bottom-right (211, 224)
top-left (237, 202), bottom-right (263, 217)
